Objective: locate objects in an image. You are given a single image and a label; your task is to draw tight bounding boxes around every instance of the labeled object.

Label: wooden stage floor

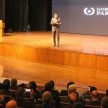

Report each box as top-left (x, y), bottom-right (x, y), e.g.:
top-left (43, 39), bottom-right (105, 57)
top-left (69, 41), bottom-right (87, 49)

top-left (0, 55), bottom-right (106, 92)
top-left (0, 31), bottom-right (108, 91)
top-left (1, 31), bottom-right (108, 55)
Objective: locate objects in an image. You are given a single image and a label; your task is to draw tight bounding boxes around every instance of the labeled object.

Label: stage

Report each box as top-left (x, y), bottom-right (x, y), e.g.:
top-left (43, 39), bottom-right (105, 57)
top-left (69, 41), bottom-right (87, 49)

top-left (0, 32), bottom-right (108, 55)
top-left (0, 31), bottom-right (108, 71)
top-left (0, 31), bottom-right (108, 91)
top-left (1, 31), bottom-right (108, 55)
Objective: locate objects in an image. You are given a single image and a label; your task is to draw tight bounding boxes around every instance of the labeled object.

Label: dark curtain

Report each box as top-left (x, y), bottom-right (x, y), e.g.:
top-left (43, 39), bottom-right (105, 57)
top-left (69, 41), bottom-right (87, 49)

top-left (47, 0), bottom-right (52, 31)
top-left (28, 0), bottom-right (52, 31)
top-left (0, 0), bottom-right (5, 22)
top-left (5, 0), bottom-right (28, 32)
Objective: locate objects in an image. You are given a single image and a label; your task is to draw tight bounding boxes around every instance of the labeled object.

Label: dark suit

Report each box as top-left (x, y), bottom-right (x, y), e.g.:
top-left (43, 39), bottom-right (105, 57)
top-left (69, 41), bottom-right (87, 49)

top-left (85, 100), bottom-right (101, 106)
top-left (15, 99), bottom-right (35, 108)
top-left (81, 91), bottom-right (91, 100)
top-left (9, 85), bottom-right (19, 90)
top-left (60, 96), bottom-right (70, 103)
top-left (60, 90), bottom-right (79, 97)
top-left (50, 18), bottom-right (61, 46)
top-left (60, 90), bottom-right (68, 96)
top-left (51, 89), bottom-right (59, 97)
top-left (39, 89), bottom-right (59, 99)
top-left (39, 90), bottom-right (60, 108)
top-left (35, 104), bottom-right (54, 108)
top-left (0, 89), bottom-right (15, 98)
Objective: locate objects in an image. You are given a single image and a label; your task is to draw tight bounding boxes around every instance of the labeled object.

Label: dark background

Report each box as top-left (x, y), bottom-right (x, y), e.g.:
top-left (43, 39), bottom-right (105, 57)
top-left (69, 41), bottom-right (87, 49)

top-left (1, 0), bottom-right (108, 35)
top-left (52, 0), bottom-right (108, 35)
top-left (0, 0), bottom-right (52, 32)
top-left (0, 0), bottom-right (5, 22)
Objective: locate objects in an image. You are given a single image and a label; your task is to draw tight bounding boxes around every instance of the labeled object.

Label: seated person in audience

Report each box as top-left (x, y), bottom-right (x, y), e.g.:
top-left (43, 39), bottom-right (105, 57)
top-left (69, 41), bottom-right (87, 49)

top-left (5, 100), bottom-right (17, 108)
top-left (14, 87), bottom-right (35, 108)
top-left (35, 91), bottom-right (53, 108)
top-left (0, 79), bottom-right (15, 98)
top-left (62, 92), bottom-right (78, 108)
top-left (39, 82), bottom-right (60, 108)
top-left (85, 90), bottom-right (101, 106)
top-left (60, 82), bottom-right (75, 96)
top-left (9, 78), bottom-right (19, 90)
top-left (26, 81), bottom-right (39, 100)
top-left (81, 86), bottom-right (97, 100)
top-left (101, 96), bottom-right (108, 108)
top-left (60, 84), bottom-right (79, 103)
top-left (49, 80), bottom-right (59, 97)
top-left (69, 92), bottom-right (78, 104)
top-left (39, 80), bottom-right (59, 97)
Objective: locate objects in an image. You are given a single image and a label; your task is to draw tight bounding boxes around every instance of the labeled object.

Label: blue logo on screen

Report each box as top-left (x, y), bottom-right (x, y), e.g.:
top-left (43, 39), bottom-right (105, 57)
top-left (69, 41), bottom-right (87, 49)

top-left (84, 8), bottom-right (95, 16)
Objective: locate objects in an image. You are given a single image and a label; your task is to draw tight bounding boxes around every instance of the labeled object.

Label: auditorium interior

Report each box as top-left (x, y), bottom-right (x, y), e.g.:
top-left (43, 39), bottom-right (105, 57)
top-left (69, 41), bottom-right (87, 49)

top-left (0, 0), bottom-right (108, 108)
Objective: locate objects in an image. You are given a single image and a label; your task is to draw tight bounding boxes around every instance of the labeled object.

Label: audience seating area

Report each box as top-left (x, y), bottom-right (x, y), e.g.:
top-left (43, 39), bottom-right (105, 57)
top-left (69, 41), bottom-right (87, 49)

top-left (0, 78), bottom-right (107, 108)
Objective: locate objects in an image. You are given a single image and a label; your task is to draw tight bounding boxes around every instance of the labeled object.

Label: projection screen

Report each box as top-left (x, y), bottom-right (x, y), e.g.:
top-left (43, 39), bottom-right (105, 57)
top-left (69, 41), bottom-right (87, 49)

top-left (52, 0), bottom-right (108, 35)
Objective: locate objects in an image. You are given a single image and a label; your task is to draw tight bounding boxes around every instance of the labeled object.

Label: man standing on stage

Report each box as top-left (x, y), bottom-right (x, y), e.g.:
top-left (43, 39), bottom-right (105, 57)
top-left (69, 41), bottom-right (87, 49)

top-left (50, 13), bottom-right (61, 47)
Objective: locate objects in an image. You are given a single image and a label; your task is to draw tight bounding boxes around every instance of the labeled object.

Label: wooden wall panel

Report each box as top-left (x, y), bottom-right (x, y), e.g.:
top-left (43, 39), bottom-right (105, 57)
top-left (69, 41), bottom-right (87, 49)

top-left (86, 54), bottom-right (97, 69)
top-left (64, 52), bottom-right (70, 65)
top-left (79, 53), bottom-right (97, 69)
top-left (22, 47), bottom-right (36, 61)
top-left (48, 50), bottom-right (57, 64)
top-left (68, 52), bottom-right (79, 67)
top-left (0, 43), bottom-right (3, 55)
top-left (36, 48), bottom-right (43, 62)
top-left (0, 42), bottom-right (108, 71)
top-left (56, 50), bottom-right (64, 65)
top-left (41, 49), bottom-right (49, 63)
top-left (97, 56), bottom-right (108, 71)
top-left (79, 53), bottom-right (87, 68)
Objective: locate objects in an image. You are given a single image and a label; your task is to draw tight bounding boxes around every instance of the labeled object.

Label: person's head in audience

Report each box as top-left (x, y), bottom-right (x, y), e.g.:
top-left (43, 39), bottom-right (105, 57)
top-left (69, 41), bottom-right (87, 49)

top-left (3, 79), bottom-right (10, 90)
top-left (11, 78), bottom-right (17, 86)
top-left (68, 84), bottom-right (76, 95)
top-left (45, 82), bottom-right (52, 92)
top-left (6, 100), bottom-right (17, 108)
top-left (101, 96), bottom-right (108, 108)
top-left (16, 87), bottom-right (24, 99)
top-left (69, 92), bottom-right (78, 105)
top-left (72, 102), bottom-right (84, 108)
top-left (67, 81), bottom-right (75, 89)
top-left (49, 80), bottom-right (54, 89)
top-left (29, 81), bottom-right (37, 91)
top-left (42, 91), bottom-right (52, 105)
top-left (91, 90), bottom-right (99, 100)
top-left (90, 86), bottom-right (97, 93)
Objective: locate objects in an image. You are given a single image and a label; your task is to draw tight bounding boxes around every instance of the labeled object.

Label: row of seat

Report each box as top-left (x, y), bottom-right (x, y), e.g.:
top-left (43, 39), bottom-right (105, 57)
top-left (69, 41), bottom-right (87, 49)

top-left (0, 94), bottom-right (101, 108)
